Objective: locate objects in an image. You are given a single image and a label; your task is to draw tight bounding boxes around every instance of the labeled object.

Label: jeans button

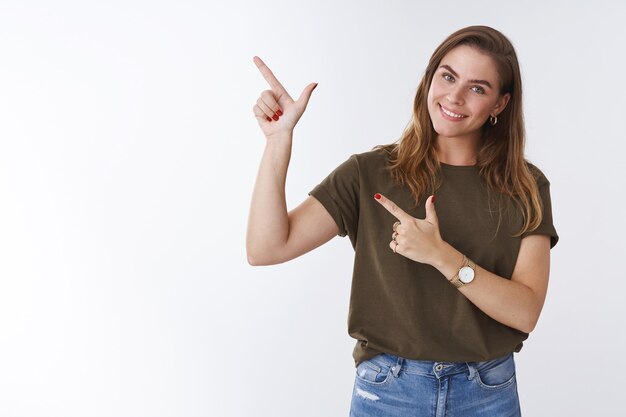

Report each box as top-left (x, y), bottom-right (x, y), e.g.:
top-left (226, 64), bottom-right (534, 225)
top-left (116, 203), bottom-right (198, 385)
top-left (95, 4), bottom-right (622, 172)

top-left (435, 364), bottom-right (443, 371)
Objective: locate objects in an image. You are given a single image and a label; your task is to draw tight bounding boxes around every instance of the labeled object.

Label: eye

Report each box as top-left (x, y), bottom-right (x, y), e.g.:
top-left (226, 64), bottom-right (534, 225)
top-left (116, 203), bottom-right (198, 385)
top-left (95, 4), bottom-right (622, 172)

top-left (472, 86), bottom-right (485, 94)
top-left (443, 73), bottom-right (454, 82)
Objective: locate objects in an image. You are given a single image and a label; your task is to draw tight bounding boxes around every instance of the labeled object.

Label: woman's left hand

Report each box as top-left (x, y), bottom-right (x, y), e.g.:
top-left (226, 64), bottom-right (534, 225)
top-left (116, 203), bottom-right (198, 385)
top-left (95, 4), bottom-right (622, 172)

top-left (374, 193), bottom-right (445, 265)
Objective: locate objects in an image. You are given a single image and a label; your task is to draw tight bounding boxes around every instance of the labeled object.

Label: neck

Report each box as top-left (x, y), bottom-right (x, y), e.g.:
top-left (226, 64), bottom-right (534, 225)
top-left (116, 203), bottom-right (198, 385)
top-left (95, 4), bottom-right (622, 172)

top-left (435, 134), bottom-right (480, 166)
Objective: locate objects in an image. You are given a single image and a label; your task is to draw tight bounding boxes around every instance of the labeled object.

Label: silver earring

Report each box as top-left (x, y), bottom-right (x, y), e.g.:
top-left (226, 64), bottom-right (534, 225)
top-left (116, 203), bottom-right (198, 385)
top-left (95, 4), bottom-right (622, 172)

top-left (489, 115), bottom-right (498, 126)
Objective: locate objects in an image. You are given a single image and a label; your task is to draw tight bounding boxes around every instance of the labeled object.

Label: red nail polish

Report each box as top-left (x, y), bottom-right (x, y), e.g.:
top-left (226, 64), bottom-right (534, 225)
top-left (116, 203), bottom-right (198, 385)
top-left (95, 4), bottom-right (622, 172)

top-left (266, 116), bottom-right (272, 122)
top-left (432, 195), bottom-right (435, 203)
top-left (272, 114), bottom-right (279, 121)
top-left (374, 193), bottom-right (381, 200)
top-left (276, 109), bottom-right (283, 116)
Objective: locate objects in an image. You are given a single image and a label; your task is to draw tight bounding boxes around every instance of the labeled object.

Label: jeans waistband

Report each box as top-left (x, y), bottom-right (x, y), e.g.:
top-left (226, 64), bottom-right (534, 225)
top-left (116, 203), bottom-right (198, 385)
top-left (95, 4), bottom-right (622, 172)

top-left (373, 352), bottom-right (514, 380)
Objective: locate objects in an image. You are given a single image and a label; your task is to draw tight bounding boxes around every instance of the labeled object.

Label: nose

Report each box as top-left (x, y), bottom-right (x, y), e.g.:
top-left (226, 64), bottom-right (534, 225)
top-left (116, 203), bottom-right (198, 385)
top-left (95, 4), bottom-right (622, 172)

top-left (446, 84), bottom-right (465, 105)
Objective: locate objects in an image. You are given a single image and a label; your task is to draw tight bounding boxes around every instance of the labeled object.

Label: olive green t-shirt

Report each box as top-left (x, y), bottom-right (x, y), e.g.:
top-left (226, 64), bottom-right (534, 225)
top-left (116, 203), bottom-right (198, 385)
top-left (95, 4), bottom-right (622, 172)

top-left (308, 147), bottom-right (559, 366)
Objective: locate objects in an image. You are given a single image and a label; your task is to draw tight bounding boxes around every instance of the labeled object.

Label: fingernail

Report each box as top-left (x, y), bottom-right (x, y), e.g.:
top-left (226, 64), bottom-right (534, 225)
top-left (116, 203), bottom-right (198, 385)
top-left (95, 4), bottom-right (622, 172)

top-left (313, 83), bottom-right (318, 91)
top-left (432, 195), bottom-right (435, 203)
top-left (272, 114), bottom-right (279, 121)
top-left (266, 116), bottom-right (272, 122)
top-left (276, 109), bottom-right (283, 116)
top-left (374, 193), bottom-right (381, 200)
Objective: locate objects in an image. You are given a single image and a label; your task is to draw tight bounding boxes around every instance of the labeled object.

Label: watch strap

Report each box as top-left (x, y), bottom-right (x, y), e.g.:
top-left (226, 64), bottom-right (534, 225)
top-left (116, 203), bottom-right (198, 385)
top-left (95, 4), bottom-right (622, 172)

top-left (448, 255), bottom-right (468, 288)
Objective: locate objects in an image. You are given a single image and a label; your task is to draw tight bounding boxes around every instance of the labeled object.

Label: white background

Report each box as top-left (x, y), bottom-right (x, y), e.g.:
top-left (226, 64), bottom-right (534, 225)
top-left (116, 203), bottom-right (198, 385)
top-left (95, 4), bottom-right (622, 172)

top-left (0, 0), bottom-right (624, 416)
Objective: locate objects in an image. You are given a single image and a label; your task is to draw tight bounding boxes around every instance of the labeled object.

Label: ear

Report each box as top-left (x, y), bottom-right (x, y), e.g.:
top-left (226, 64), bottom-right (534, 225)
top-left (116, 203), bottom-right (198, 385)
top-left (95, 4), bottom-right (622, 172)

top-left (493, 92), bottom-right (511, 116)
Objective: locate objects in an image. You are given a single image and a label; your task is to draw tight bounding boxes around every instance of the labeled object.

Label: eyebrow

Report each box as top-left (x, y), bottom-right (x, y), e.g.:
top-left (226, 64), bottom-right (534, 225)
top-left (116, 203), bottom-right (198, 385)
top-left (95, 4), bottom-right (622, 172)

top-left (439, 65), bottom-right (493, 89)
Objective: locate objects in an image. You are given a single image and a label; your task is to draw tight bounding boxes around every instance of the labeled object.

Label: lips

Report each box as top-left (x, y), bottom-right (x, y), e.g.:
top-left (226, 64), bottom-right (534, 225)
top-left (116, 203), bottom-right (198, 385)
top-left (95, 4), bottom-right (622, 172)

top-left (439, 104), bottom-right (468, 120)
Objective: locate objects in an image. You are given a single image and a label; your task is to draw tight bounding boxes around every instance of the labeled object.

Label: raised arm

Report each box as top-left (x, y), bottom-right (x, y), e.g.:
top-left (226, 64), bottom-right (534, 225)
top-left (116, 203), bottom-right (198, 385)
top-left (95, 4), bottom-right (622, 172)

top-left (246, 57), bottom-right (338, 266)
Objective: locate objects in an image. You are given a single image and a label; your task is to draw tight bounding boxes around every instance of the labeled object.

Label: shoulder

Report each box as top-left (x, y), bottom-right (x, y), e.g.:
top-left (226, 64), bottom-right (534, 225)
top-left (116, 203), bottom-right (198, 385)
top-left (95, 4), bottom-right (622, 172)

top-left (524, 160), bottom-right (551, 188)
top-left (351, 144), bottom-right (395, 166)
top-left (324, 146), bottom-right (393, 182)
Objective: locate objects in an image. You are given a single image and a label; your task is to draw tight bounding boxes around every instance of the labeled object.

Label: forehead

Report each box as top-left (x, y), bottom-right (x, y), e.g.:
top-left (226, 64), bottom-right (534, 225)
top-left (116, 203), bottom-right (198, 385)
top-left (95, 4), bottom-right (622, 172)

top-left (439, 44), bottom-right (500, 83)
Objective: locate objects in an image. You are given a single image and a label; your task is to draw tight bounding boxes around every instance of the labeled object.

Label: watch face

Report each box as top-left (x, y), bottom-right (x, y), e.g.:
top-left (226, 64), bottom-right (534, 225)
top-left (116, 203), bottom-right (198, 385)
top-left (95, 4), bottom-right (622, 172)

top-left (459, 266), bottom-right (475, 283)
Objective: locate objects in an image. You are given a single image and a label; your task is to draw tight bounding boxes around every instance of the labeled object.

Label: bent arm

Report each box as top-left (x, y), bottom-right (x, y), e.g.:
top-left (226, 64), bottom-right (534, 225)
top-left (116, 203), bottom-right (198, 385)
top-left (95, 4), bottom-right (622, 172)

top-left (432, 234), bottom-right (551, 333)
top-left (246, 133), bottom-right (338, 265)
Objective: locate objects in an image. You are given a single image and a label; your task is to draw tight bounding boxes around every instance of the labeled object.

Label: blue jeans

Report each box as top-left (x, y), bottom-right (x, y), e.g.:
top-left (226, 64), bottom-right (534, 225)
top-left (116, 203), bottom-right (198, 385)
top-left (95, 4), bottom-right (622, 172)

top-left (349, 352), bottom-right (521, 417)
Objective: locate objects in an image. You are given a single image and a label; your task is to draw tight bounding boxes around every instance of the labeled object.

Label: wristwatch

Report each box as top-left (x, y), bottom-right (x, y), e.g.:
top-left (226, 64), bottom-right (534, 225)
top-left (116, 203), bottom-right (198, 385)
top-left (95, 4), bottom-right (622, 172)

top-left (448, 255), bottom-right (476, 288)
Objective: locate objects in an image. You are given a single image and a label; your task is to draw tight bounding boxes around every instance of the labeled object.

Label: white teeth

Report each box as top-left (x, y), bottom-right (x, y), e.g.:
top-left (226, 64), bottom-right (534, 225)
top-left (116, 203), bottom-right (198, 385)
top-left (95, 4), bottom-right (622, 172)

top-left (441, 105), bottom-right (466, 118)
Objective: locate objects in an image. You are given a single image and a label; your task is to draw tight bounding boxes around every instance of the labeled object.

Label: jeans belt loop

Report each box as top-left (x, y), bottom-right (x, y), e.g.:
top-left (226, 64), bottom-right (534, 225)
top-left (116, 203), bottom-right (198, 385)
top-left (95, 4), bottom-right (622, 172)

top-left (465, 362), bottom-right (477, 380)
top-left (391, 357), bottom-right (403, 378)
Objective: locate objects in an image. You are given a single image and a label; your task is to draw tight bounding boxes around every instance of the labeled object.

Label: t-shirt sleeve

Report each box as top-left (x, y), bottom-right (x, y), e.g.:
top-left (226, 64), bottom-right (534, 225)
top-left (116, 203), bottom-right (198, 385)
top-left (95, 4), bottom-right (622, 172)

top-left (521, 172), bottom-right (559, 249)
top-left (308, 154), bottom-right (360, 238)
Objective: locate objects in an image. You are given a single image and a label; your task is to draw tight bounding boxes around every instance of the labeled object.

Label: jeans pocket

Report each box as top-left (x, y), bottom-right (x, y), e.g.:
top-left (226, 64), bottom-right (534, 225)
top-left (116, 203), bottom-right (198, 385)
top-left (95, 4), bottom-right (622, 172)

top-left (355, 355), bottom-right (394, 385)
top-left (472, 353), bottom-right (517, 390)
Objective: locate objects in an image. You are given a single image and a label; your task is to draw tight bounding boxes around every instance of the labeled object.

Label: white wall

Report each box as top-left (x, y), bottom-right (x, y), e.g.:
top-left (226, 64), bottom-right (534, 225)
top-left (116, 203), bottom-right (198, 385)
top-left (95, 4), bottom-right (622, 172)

top-left (0, 0), bottom-right (623, 415)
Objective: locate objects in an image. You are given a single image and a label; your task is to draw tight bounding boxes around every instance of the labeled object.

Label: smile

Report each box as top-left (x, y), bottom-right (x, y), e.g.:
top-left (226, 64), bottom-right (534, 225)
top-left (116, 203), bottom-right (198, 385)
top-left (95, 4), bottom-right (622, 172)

top-left (439, 104), bottom-right (467, 119)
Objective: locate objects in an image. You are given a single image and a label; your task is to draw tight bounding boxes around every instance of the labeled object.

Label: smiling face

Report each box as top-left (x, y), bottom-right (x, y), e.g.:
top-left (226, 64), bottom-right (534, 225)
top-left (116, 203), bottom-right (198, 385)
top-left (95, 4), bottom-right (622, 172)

top-left (427, 44), bottom-right (510, 143)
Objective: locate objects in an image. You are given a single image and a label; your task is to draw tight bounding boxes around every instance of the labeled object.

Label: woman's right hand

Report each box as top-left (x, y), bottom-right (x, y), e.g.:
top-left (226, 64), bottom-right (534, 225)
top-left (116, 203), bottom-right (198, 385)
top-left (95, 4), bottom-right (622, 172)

top-left (252, 56), bottom-right (318, 139)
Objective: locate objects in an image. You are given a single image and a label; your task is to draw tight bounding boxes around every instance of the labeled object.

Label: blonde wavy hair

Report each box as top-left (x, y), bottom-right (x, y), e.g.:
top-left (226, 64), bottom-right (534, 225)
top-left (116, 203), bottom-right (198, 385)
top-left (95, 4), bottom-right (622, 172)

top-left (374, 25), bottom-right (543, 237)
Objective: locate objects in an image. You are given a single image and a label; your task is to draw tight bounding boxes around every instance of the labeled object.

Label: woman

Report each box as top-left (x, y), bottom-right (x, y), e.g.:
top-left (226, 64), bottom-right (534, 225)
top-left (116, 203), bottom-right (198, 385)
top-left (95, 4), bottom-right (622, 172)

top-left (247, 25), bottom-right (558, 417)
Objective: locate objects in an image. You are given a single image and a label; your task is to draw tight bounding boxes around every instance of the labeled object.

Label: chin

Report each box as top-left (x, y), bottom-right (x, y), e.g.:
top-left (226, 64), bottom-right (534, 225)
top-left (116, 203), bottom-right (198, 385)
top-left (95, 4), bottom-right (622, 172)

top-left (431, 121), bottom-right (459, 137)
top-left (430, 116), bottom-right (480, 140)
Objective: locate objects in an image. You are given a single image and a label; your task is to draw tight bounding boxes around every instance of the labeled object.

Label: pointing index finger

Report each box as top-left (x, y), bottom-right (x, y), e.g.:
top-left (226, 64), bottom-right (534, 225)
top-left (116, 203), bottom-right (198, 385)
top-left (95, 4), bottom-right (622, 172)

top-left (253, 56), bottom-right (288, 96)
top-left (374, 193), bottom-right (412, 223)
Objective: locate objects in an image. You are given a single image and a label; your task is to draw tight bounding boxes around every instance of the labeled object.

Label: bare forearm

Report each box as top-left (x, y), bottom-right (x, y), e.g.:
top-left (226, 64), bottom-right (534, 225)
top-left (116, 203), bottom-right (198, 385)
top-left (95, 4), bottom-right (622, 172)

top-left (433, 243), bottom-right (540, 333)
top-left (246, 133), bottom-right (293, 264)
top-left (372, 193), bottom-right (547, 333)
